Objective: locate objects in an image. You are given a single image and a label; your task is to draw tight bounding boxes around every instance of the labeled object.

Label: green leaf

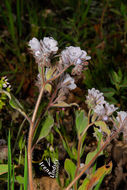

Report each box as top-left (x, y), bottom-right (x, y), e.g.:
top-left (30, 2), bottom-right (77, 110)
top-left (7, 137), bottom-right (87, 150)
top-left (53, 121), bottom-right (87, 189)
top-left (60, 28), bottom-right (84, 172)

top-left (64, 159), bottom-right (76, 181)
top-left (45, 83), bottom-right (52, 93)
top-left (0, 164), bottom-right (17, 177)
top-left (12, 164), bottom-right (15, 190)
top-left (16, 175), bottom-right (24, 184)
top-left (85, 149), bottom-right (98, 165)
top-left (110, 8), bottom-right (121, 16)
top-left (102, 88), bottom-right (116, 98)
top-left (36, 114), bottom-right (54, 144)
top-left (94, 121), bottom-right (111, 136)
top-left (8, 130), bottom-right (11, 190)
top-left (46, 67), bottom-right (57, 80)
top-left (0, 89), bottom-right (27, 120)
top-left (85, 128), bottom-right (103, 165)
top-left (78, 178), bottom-right (90, 190)
top-left (94, 128), bottom-right (103, 144)
top-left (107, 96), bottom-right (118, 104)
top-left (9, 93), bottom-right (23, 110)
top-left (0, 164), bottom-right (8, 175)
top-left (71, 146), bottom-right (77, 160)
top-left (76, 110), bottom-right (88, 135)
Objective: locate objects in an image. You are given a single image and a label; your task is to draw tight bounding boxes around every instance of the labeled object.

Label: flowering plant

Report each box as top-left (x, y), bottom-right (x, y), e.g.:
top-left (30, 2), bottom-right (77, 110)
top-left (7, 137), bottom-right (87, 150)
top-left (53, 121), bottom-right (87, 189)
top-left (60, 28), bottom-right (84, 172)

top-left (1, 36), bottom-right (127, 190)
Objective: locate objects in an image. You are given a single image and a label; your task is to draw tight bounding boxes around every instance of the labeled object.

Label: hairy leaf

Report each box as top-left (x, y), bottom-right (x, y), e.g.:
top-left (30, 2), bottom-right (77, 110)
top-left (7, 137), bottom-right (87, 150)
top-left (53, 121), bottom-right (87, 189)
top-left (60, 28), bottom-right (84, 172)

top-left (36, 114), bottom-right (54, 144)
top-left (76, 110), bottom-right (88, 135)
top-left (0, 89), bottom-right (27, 120)
top-left (64, 159), bottom-right (76, 181)
top-left (0, 164), bottom-right (8, 175)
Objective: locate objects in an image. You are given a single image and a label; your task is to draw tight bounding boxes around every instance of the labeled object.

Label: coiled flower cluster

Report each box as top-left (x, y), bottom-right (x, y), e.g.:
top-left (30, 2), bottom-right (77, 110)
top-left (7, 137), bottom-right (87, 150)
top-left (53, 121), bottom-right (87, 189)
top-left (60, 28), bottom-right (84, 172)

top-left (116, 111), bottom-right (127, 142)
top-left (86, 88), bottom-right (117, 121)
top-left (86, 88), bottom-right (127, 142)
top-left (28, 36), bottom-right (91, 94)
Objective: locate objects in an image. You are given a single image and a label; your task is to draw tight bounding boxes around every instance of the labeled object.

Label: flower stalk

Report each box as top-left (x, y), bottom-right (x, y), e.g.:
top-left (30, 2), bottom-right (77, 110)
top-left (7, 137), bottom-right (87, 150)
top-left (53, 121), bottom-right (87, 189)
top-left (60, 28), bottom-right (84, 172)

top-left (28, 83), bottom-right (45, 190)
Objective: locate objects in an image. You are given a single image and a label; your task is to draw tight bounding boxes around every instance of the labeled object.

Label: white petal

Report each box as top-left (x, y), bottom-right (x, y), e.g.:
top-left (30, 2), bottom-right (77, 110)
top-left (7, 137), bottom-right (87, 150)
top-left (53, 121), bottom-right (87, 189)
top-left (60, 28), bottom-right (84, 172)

top-left (68, 83), bottom-right (77, 90)
top-left (29, 37), bottom-right (40, 51)
top-left (85, 56), bottom-right (91, 60)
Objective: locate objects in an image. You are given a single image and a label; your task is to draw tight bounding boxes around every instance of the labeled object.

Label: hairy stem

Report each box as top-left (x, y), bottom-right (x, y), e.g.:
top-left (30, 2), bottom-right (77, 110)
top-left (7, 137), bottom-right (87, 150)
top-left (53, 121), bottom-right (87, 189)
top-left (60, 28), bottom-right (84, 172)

top-left (28, 84), bottom-right (45, 190)
top-left (74, 135), bottom-right (81, 190)
top-left (31, 86), bottom-right (58, 152)
top-left (46, 64), bottom-right (73, 84)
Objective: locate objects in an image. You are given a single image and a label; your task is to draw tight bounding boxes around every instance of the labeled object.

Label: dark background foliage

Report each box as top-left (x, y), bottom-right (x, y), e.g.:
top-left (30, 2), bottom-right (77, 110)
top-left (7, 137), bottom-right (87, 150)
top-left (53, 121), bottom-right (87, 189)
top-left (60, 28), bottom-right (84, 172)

top-left (0, 0), bottom-right (127, 109)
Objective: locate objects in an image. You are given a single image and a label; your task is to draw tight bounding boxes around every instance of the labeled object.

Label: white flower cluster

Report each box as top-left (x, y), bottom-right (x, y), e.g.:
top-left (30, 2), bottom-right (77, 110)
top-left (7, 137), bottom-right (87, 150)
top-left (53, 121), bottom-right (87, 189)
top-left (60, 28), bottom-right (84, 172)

top-left (116, 111), bottom-right (127, 124)
top-left (29, 36), bottom-right (91, 93)
top-left (62, 74), bottom-right (77, 90)
top-left (54, 74), bottom-right (77, 103)
top-left (94, 102), bottom-right (118, 121)
top-left (86, 88), bottom-right (117, 121)
top-left (116, 111), bottom-right (127, 142)
top-left (29, 37), bottom-right (58, 64)
top-left (29, 37), bottom-right (91, 75)
top-left (86, 88), bottom-right (106, 108)
top-left (61, 46), bottom-right (91, 75)
top-left (61, 46), bottom-right (91, 65)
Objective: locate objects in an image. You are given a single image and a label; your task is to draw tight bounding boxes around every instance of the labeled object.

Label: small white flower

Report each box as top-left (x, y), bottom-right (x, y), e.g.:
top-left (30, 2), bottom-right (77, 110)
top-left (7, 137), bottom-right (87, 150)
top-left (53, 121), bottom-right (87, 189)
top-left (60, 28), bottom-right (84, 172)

top-left (94, 104), bottom-right (106, 116)
top-left (28, 37), bottom-right (41, 52)
top-left (28, 37), bottom-right (43, 63)
top-left (3, 83), bottom-right (7, 88)
top-left (116, 111), bottom-right (127, 142)
top-left (61, 46), bottom-right (91, 65)
top-left (49, 146), bottom-right (54, 152)
top-left (80, 163), bottom-right (85, 168)
top-left (116, 111), bottom-right (127, 123)
top-left (63, 74), bottom-right (76, 90)
top-left (78, 50), bottom-right (91, 62)
top-left (105, 103), bottom-right (118, 116)
top-left (67, 46), bottom-right (82, 63)
top-left (8, 85), bottom-right (11, 89)
top-left (61, 49), bottom-right (70, 65)
top-left (94, 102), bottom-right (118, 121)
top-left (86, 88), bottom-right (106, 109)
top-left (41, 37), bottom-right (58, 55)
top-left (28, 37), bottom-right (58, 65)
top-left (1, 76), bottom-right (11, 90)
